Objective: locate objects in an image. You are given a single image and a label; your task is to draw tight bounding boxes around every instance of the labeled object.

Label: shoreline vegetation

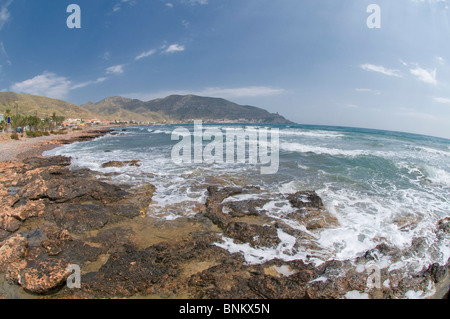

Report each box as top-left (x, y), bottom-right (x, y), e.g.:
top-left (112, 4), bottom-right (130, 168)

top-left (0, 125), bottom-right (449, 300)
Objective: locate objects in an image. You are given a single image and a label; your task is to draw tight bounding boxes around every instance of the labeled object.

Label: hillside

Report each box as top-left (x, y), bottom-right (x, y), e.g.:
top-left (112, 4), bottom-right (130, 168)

top-left (0, 92), bottom-right (293, 124)
top-left (0, 92), bottom-right (96, 120)
top-left (83, 95), bottom-right (293, 124)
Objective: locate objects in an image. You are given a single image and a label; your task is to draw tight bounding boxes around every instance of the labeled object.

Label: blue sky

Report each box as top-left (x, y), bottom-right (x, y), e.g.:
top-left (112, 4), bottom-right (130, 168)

top-left (1, 0), bottom-right (450, 139)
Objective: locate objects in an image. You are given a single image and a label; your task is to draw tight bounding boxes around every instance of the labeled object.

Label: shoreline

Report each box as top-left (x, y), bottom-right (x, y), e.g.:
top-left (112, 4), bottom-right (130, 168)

top-left (0, 126), bottom-right (448, 299)
top-left (0, 126), bottom-right (117, 163)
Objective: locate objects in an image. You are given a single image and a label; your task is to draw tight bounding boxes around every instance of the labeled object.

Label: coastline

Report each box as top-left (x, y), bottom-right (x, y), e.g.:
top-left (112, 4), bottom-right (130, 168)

top-left (0, 125), bottom-right (448, 299)
top-left (0, 126), bottom-right (116, 162)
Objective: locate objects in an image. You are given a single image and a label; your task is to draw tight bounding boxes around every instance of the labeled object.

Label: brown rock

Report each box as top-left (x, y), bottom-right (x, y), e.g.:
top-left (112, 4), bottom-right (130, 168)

top-left (7, 258), bottom-right (70, 294)
top-left (0, 235), bottom-right (28, 271)
top-left (224, 222), bottom-right (280, 248)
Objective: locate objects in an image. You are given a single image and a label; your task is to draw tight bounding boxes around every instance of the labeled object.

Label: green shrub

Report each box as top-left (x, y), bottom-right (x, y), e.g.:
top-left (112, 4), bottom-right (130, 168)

top-left (10, 132), bottom-right (19, 140)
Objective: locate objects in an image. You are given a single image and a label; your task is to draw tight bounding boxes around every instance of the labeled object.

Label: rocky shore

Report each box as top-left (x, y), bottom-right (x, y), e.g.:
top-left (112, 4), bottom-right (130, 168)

top-left (0, 131), bottom-right (449, 299)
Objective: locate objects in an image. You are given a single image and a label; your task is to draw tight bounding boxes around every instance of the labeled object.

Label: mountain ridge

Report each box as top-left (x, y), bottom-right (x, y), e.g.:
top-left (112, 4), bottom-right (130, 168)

top-left (82, 94), bottom-right (293, 124)
top-left (0, 92), bottom-right (293, 124)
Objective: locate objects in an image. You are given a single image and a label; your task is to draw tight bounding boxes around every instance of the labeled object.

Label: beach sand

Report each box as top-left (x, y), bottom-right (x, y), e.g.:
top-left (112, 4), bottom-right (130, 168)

top-left (0, 127), bottom-right (114, 162)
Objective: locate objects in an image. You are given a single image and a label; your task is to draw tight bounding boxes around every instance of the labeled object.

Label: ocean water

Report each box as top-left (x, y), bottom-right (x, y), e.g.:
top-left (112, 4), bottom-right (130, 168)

top-left (44, 124), bottom-right (450, 276)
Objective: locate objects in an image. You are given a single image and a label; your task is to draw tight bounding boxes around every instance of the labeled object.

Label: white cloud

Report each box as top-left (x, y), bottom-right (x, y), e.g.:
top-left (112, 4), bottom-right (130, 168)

top-left (410, 66), bottom-right (437, 85)
top-left (164, 44), bottom-right (185, 54)
top-left (0, 0), bottom-right (13, 31)
top-left (10, 72), bottom-right (72, 99)
top-left (11, 72), bottom-right (108, 99)
top-left (124, 86), bottom-right (285, 101)
top-left (184, 0), bottom-right (208, 5)
top-left (360, 64), bottom-right (402, 77)
top-left (135, 49), bottom-right (156, 61)
top-left (112, 0), bottom-right (134, 13)
top-left (355, 88), bottom-right (381, 95)
top-left (71, 77), bottom-right (107, 90)
top-left (106, 64), bottom-right (125, 74)
top-left (433, 97), bottom-right (450, 104)
top-left (436, 56), bottom-right (446, 65)
top-left (166, 3), bottom-right (174, 8)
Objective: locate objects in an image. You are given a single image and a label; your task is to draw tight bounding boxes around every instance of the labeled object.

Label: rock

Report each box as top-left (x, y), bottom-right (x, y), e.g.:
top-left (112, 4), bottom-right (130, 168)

top-left (224, 222), bottom-right (280, 248)
top-left (0, 210), bottom-right (21, 233)
top-left (437, 217), bottom-right (450, 234)
top-left (222, 199), bottom-right (268, 218)
top-left (0, 235), bottom-right (28, 272)
top-left (102, 160), bottom-right (141, 168)
top-left (9, 199), bottom-right (46, 221)
top-left (288, 208), bottom-right (339, 230)
top-left (47, 204), bottom-right (110, 233)
top-left (7, 258), bottom-right (70, 294)
top-left (287, 191), bottom-right (325, 209)
top-left (102, 161), bottom-right (125, 168)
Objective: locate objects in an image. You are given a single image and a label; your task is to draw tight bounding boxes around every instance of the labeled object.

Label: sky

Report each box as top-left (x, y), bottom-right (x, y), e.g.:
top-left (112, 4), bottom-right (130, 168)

top-left (0, 0), bottom-right (450, 139)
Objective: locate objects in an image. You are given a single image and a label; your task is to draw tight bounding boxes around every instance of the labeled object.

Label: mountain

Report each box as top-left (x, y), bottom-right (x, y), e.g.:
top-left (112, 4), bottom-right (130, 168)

top-left (83, 95), bottom-right (293, 124)
top-left (0, 92), bottom-right (96, 119)
top-left (0, 92), bottom-right (293, 124)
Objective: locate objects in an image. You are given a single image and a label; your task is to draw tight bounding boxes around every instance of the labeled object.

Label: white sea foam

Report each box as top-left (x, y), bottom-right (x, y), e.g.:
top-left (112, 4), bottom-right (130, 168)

top-left (214, 229), bottom-right (321, 266)
top-left (424, 165), bottom-right (450, 186)
top-left (280, 130), bottom-right (345, 139)
top-left (280, 143), bottom-right (370, 157)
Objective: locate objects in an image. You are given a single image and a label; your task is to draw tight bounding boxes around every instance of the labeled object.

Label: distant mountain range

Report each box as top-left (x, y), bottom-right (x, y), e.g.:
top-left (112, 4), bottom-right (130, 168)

top-left (0, 92), bottom-right (293, 124)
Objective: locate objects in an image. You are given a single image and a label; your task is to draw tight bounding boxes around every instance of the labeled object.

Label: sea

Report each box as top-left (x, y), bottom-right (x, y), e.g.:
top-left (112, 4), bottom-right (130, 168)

top-left (44, 123), bottom-right (450, 283)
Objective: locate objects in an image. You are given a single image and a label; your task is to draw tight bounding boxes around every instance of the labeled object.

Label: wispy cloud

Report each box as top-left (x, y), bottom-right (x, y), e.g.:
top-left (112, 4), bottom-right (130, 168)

top-left (112, 0), bottom-right (135, 13)
top-left (184, 0), bottom-right (208, 5)
top-left (164, 44), bottom-right (185, 54)
top-left (135, 49), bottom-right (156, 61)
top-left (0, 0), bottom-right (13, 31)
top-left (410, 65), bottom-right (437, 85)
top-left (355, 88), bottom-right (381, 95)
top-left (0, 41), bottom-right (11, 65)
top-left (433, 97), bottom-right (450, 104)
top-left (106, 64), bottom-right (125, 74)
top-left (71, 77), bottom-right (107, 90)
top-left (360, 64), bottom-right (402, 77)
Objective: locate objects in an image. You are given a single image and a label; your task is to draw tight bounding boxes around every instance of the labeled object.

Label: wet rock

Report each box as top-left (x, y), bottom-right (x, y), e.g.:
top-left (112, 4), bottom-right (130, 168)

top-left (102, 161), bottom-right (125, 168)
top-left (287, 191), bottom-right (325, 209)
top-left (0, 235), bottom-right (28, 272)
top-left (47, 204), bottom-right (110, 233)
top-left (224, 222), bottom-right (280, 248)
top-left (222, 199), bottom-right (268, 218)
top-left (102, 160), bottom-right (141, 168)
top-left (288, 208), bottom-right (339, 230)
top-left (437, 217), bottom-right (450, 234)
top-left (206, 186), bottom-right (244, 204)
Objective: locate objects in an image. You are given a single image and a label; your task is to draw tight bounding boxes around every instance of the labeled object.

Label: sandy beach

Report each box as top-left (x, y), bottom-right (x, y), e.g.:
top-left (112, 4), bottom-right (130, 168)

top-left (0, 127), bottom-right (114, 162)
